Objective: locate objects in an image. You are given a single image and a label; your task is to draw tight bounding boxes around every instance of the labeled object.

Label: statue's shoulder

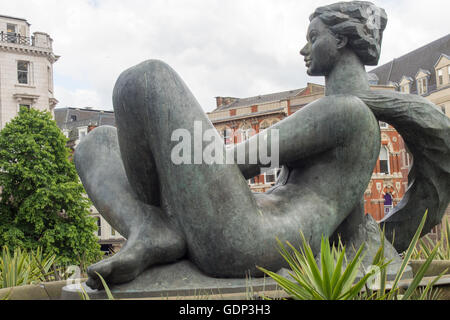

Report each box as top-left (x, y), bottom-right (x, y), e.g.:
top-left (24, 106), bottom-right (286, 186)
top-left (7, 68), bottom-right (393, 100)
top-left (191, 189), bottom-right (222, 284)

top-left (312, 94), bottom-right (370, 113)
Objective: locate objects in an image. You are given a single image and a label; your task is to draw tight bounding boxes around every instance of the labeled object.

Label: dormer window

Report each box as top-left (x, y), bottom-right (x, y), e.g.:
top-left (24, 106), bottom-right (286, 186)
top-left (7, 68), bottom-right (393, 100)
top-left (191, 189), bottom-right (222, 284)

top-left (400, 84), bottom-right (409, 93)
top-left (399, 76), bottom-right (412, 93)
top-left (434, 54), bottom-right (450, 87)
top-left (415, 69), bottom-right (430, 95)
top-left (438, 69), bottom-right (443, 85)
top-left (417, 77), bottom-right (427, 95)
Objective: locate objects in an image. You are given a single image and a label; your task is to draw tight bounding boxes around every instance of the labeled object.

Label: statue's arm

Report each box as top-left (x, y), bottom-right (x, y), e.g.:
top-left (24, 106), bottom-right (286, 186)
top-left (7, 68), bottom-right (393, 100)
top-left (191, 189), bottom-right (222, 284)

top-left (228, 96), bottom-right (367, 179)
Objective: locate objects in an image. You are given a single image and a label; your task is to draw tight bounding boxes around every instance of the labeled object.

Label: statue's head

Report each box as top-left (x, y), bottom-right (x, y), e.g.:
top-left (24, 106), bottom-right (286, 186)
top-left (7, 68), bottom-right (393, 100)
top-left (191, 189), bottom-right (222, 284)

top-left (300, 1), bottom-right (387, 76)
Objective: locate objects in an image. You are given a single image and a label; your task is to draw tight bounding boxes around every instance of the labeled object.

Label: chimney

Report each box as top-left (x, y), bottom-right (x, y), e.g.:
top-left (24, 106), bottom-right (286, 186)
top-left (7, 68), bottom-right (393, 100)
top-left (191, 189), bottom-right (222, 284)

top-left (215, 97), bottom-right (223, 107)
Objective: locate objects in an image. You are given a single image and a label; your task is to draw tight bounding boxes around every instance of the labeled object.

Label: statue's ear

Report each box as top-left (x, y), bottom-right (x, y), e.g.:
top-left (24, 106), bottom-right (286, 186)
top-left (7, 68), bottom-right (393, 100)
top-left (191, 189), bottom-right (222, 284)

top-left (336, 35), bottom-right (348, 49)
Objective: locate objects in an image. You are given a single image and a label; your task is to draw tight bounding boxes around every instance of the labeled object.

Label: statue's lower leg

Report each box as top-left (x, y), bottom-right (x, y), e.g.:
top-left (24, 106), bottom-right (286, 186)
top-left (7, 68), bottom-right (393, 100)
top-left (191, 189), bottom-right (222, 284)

top-left (75, 126), bottom-right (186, 289)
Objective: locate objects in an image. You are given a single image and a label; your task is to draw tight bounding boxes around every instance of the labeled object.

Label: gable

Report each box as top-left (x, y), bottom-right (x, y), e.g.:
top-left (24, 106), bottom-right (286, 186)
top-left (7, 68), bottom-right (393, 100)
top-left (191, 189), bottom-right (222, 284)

top-left (434, 54), bottom-right (450, 70)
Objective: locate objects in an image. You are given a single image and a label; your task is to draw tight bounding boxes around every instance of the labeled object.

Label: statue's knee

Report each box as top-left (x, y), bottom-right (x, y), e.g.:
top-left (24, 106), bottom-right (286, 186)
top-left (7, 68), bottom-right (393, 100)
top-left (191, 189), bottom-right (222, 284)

top-left (113, 59), bottom-right (177, 110)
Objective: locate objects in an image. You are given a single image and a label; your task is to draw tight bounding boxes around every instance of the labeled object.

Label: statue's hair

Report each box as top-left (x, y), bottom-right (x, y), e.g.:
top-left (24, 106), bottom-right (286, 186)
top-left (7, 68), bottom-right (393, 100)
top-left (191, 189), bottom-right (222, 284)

top-left (310, 1), bottom-right (387, 65)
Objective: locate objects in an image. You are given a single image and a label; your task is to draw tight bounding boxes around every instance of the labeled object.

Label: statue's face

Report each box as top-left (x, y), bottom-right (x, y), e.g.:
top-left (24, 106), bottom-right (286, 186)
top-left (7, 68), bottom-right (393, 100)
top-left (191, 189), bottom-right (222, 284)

top-left (300, 17), bottom-right (340, 76)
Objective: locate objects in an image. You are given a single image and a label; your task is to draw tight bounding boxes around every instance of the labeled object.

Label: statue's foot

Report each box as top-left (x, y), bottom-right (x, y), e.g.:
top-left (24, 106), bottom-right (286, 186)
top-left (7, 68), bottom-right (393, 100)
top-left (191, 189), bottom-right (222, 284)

top-left (85, 221), bottom-right (186, 290)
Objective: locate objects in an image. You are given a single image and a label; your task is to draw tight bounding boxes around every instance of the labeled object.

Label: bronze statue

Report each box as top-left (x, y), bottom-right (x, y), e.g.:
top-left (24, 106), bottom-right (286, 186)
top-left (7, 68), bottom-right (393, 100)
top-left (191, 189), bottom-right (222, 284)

top-left (74, 1), bottom-right (450, 289)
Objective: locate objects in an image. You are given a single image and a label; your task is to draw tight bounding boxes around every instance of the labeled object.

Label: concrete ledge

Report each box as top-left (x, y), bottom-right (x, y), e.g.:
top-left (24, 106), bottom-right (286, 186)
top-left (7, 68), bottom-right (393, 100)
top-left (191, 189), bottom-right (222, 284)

top-left (61, 260), bottom-right (285, 300)
top-left (409, 260), bottom-right (450, 277)
top-left (0, 279), bottom-right (86, 300)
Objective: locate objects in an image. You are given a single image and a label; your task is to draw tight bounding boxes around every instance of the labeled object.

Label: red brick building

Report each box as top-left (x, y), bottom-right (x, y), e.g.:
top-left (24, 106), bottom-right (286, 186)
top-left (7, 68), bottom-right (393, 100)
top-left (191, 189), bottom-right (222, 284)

top-left (207, 83), bottom-right (409, 221)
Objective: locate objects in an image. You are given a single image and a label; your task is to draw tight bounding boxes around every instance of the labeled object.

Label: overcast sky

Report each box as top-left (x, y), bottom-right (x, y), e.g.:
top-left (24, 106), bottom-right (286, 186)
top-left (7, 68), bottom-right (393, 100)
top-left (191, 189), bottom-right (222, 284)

top-left (3, 0), bottom-right (450, 112)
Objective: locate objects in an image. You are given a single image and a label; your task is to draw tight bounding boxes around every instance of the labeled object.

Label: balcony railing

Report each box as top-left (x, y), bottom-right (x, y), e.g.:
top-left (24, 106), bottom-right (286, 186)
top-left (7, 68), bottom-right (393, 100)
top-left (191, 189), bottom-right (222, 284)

top-left (0, 32), bottom-right (33, 46)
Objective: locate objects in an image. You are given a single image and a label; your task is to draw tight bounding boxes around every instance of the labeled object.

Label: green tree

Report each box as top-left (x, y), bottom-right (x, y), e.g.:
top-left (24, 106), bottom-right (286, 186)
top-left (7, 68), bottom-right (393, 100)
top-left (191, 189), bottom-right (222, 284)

top-left (0, 107), bottom-right (102, 265)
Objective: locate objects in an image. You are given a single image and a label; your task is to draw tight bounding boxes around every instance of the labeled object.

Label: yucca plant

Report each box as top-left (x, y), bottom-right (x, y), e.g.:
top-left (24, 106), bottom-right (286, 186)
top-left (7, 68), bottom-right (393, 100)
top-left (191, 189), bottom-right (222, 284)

top-left (361, 210), bottom-right (446, 300)
top-left (259, 211), bottom-right (446, 300)
top-left (79, 272), bottom-right (114, 300)
top-left (412, 217), bottom-right (450, 260)
top-left (0, 246), bottom-right (60, 288)
top-left (258, 232), bottom-right (377, 300)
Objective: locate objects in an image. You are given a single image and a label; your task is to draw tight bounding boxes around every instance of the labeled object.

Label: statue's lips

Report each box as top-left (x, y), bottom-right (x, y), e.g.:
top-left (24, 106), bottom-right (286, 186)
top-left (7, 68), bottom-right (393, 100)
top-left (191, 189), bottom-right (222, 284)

top-left (304, 59), bottom-right (311, 67)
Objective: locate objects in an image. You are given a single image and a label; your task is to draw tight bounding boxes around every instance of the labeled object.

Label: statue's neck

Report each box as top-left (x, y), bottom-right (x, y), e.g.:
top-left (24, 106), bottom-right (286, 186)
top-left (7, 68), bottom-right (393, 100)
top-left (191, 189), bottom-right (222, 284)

top-left (325, 50), bottom-right (369, 96)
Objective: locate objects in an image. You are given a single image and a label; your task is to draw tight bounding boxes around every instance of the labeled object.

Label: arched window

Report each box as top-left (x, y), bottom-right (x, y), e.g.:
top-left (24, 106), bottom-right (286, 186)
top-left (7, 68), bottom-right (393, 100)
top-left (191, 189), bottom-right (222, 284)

top-left (379, 146), bottom-right (390, 174)
top-left (259, 120), bottom-right (270, 131)
top-left (384, 193), bottom-right (393, 215)
top-left (239, 123), bottom-right (253, 142)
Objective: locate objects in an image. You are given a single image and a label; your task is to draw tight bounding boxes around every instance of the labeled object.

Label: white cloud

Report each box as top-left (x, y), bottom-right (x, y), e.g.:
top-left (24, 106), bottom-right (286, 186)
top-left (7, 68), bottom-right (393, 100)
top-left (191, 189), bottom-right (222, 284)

top-left (2, 0), bottom-right (449, 112)
top-left (55, 85), bottom-right (104, 110)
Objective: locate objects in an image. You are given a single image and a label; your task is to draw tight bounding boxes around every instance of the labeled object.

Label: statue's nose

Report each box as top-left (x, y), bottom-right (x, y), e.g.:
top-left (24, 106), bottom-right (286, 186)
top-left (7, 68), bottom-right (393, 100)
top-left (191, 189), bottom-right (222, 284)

top-left (300, 43), bottom-right (309, 56)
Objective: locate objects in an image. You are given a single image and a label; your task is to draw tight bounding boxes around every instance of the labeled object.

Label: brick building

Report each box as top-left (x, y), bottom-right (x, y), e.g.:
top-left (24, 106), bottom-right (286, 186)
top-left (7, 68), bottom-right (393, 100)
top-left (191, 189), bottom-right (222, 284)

top-left (367, 33), bottom-right (450, 222)
top-left (207, 83), bottom-right (408, 221)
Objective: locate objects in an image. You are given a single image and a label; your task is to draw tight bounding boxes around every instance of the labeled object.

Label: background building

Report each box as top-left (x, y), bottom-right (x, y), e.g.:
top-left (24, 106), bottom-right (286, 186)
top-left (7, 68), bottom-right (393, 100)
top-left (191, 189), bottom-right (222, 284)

top-left (207, 83), bottom-right (324, 192)
top-left (368, 34), bottom-right (450, 117)
top-left (368, 33), bottom-right (450, 224)
top-left (54, 107), bottom-right (115, 151)
top-left (0, 15), bottom-right (59, 129)
top-left (54, 107), bottom-right (124, 253)
top-left (207, 83), bottom-right (409, 222)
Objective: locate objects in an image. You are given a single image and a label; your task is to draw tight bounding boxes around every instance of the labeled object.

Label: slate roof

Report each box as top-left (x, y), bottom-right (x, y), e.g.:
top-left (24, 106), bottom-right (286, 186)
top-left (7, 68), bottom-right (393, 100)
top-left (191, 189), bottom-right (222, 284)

top-left (54, 107), bottom-right (115, 131)
top-left (213, 87), bottom-right (307, 111)
top-left (368, 34), bottom-right (450, 94)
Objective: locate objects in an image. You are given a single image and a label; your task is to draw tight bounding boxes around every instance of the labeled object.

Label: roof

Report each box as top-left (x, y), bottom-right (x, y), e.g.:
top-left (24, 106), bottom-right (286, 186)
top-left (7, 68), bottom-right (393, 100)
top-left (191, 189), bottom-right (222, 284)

top-left (0, 14), bottom-right (30, 24)
top-left (368, 34), bottom-right (450, 94)
top-left (213, 87), bottom-right (307, 111)
top-left (54, 107), bottom-right (115, 130)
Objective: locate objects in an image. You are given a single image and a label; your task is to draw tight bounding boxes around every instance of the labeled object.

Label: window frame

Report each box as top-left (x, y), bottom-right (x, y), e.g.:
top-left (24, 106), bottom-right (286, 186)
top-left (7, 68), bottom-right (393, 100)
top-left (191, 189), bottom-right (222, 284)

top-left (379, 146), bottom-right (390, 175)
top-left (17, 60), bottom-right (30, 84)
top-left (6, 23), bottom-right (17, 43)
top-left (379, 121), bottom-right (388, 129)
top-left (438, 68), bottom-right (443, 86)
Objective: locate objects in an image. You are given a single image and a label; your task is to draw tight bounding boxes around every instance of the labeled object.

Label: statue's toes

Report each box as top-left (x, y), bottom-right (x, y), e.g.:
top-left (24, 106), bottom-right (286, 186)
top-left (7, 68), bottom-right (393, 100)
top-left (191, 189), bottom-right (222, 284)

top-left (86, 260), bottom-right (113, 290)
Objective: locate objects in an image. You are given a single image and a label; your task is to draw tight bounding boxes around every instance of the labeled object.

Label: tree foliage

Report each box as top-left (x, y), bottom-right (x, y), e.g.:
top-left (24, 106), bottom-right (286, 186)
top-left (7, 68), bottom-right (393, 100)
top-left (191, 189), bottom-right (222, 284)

top-left (0, 107), bottom-right (102, 265)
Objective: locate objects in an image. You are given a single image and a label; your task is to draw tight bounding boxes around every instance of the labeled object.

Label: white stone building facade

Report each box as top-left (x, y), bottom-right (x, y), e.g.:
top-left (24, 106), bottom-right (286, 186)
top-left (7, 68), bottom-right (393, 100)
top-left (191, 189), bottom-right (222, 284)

top-left (0, 15), bottom-right (59, 129)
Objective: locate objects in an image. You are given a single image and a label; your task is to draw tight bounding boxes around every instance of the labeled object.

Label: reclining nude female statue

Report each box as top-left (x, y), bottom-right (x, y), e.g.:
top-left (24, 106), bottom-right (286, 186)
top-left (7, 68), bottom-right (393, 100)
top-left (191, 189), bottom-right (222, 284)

top-left (75, 1), bottom-right (450, 289)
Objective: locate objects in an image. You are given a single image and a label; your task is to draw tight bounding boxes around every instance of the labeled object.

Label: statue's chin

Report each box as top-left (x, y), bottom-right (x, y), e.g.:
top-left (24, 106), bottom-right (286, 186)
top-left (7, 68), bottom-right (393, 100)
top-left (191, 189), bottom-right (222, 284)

top-left (306, 69), bottom-right (320, 77)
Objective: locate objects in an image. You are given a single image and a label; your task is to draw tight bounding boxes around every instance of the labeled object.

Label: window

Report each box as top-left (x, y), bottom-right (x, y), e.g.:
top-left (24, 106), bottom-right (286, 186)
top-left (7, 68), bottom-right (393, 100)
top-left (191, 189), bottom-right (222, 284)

top-left (17, 61), bottom-right (29, 84)
top-left (96, 217), bottom-right (101, 237)
top-left (70, 115), bottom-right (77, 122)
top-left (438, 69), bottom-right (443, 85)
top-left (239, 124), bottom-right (253, 142)
top-left (400, 84), bottom-right (409, 93)
top-left (440, 105), bottom-right (446, 114)
top-left (379, 121), bottom-right (388, 129)
top-left (78, 127), bottom-right (87, 140)
top-left (6, 23), bottom-right (17, 43)
top-left (111, 228), bottom-right (116, 236)
top-left (264, 167), bottom-right (281, 184)
top-left (259, 120), bottom-right (270, 131)
top-left (19, 104), bottom-right (30, 110)
top-left (221, 128), bottom-right (232, 144)
top-left (379, 146), bottom-right (390, 174)
top-left (248, 177), bottom-right (256, 184)
top-left (417, 77), bottom-right (427, 95)
top-left (47, 66), bottom-right (53, 92)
